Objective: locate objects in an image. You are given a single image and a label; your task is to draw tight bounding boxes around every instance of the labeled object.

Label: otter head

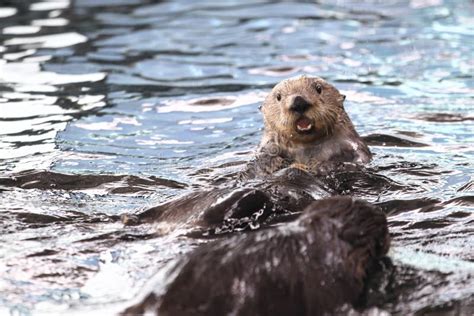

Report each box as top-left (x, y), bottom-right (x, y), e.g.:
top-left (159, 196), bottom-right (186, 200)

top-left (261, 75), bottom-right (346, 143)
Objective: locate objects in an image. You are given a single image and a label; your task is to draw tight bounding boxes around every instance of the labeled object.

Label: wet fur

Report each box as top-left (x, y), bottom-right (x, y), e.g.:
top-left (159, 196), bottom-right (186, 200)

top-left (123, 197), bottom-right (390, 316)
top-left (123, 77), bottom-right (386, 316)
top-left (246, 76), bottom-right (372, 177)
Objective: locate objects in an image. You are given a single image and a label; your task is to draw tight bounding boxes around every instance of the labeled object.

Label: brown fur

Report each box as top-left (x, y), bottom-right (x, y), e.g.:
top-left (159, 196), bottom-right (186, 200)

top-left (122, 197), bottom-right (390, 316)
top-left (247, 75), bottom-right (372, 177)
top-left (261, 75), bottom-right (343, 144)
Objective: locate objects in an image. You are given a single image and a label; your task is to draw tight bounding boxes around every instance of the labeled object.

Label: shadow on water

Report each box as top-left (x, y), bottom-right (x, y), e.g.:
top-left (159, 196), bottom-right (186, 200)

top-left (0, 0), bottom-right (473, 315)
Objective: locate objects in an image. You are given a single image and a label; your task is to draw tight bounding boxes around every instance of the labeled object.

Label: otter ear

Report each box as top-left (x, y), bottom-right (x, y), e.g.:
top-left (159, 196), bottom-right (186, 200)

top-left (258, 104), bottom-right (263, 111)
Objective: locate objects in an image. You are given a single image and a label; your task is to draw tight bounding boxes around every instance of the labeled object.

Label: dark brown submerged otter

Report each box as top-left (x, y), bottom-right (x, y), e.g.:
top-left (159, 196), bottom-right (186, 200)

top-left (246, 75), bottom-right (371, 176)
top-left (123, 197), bottom-right (390, 316)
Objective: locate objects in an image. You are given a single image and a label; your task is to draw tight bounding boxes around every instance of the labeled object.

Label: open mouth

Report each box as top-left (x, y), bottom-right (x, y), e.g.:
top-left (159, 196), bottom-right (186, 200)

top-left (295, 116), bottom-right (313, 133)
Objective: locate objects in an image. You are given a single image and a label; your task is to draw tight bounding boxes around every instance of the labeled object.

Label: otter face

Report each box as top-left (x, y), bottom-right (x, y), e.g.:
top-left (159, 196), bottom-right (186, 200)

top-left (261, 76), bottom-right (345, 143)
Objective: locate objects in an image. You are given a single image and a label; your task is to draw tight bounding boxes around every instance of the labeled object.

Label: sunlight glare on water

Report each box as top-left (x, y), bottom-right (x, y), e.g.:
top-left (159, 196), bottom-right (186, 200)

top-left (0, 0), bottom-right (473, 314)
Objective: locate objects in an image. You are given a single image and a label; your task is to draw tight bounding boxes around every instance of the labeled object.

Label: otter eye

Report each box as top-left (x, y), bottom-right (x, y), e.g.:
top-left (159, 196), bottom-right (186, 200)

top-left (276, 93), bottom-right (281, 101)
top-left (313, 83), bottom-right (322, 94)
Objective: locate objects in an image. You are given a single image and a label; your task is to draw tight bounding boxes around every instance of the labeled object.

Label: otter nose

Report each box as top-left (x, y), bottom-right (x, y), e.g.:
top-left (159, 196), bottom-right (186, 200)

top-left (289, 96), bottom-right (310, 113)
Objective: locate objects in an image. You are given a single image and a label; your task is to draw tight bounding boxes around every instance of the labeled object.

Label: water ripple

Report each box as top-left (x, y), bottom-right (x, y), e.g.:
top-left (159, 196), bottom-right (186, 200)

top-left (0, 0), bottom-right (473, 314)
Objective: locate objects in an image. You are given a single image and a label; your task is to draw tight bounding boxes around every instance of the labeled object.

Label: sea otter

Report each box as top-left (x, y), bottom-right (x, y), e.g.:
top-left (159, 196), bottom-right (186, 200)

top-left (132, 76), bottom-right (377, 231)
top-left (119, 77), bottom-right (390, 315)
top-left (122, 197), bottom-right (390, 316)
top-left (134, 168), bottom-right (330, 233)
top-left (244, 75), bottom-right (371, 177)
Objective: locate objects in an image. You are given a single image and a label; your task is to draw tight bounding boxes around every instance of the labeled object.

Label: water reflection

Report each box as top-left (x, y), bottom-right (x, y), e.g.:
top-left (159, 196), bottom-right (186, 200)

top-left (0, 0), bottom-right (108, 171)
top-left (0, 0), bottom-right (473, 314)
top-left (0, 7), bottom-right (17, 19)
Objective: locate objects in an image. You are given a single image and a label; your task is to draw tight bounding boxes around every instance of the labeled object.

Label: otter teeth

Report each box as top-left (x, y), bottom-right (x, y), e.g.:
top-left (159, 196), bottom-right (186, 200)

top-left (297, 124), bottom-right (312, 131)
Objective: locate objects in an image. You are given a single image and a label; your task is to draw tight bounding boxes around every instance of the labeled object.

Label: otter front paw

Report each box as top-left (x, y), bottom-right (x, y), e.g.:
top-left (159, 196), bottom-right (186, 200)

top-left (289, 163), bottom-right (310, 171)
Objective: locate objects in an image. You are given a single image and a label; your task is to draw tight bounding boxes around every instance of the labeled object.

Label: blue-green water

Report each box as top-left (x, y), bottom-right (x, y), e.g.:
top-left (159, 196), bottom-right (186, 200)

top-left (0, 0), bottom-right (473, 314)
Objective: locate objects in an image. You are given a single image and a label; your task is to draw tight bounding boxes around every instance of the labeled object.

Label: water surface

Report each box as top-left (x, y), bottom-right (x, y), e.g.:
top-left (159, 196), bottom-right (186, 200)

top-left (0, 0), bottom-right (473, 314)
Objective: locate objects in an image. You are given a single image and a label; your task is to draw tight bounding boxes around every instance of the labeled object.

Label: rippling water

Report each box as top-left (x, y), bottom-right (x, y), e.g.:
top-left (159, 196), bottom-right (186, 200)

top-left (0, 0), bottom-right (473, 315)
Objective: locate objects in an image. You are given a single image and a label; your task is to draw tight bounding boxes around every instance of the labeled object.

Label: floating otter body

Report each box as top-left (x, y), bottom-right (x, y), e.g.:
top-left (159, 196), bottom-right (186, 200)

top-left (136, 167), bottom-right (330, 234)
top-left (245, 76), bottom-right (371, 177)
top-left (123, 197), bottom-right (390, 316)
